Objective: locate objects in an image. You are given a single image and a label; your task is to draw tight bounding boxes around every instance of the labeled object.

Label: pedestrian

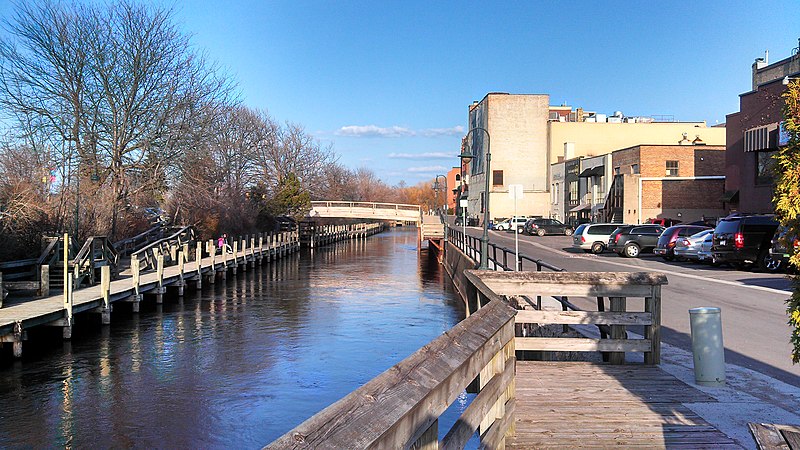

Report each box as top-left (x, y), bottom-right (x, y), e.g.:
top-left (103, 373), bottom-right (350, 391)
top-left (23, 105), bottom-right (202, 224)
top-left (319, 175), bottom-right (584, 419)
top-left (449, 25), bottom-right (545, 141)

top-left (223, 233), bottom-right (232, 254)
top-left (217, 235), bottom-right (225, 254)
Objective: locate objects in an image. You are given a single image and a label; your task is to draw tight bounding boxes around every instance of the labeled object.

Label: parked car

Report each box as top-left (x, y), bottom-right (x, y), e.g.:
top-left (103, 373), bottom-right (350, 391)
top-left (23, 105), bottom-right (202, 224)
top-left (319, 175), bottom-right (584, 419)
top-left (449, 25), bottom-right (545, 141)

top-left (696, 233), bottom-right (716, 264)
top-left (524, 218), bottom-right (573, 236)
top-left (712, 214), bottom-right (780, 271)
top-left (494, 216), bottom-right (528, 232)
top-left (673, 229), bottom-right (714, 261)
top-left (572, 223), bottom-right (623, 254)
top-left (654, 225), bottom-right (712, 261)
top-left (769, 226), bottom-right (799, 272)
top-left (607, 225), bottom-right (665, 257)
top-left (646, 218), bottom-right (682, 227)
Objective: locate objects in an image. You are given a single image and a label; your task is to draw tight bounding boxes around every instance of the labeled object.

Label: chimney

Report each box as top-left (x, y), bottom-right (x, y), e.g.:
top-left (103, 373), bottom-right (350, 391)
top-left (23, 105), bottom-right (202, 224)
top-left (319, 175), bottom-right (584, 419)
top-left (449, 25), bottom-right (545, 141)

top-left (752, 53), bottom-right (769, 90)
top-left (564, 142), bottom-right (575, 160)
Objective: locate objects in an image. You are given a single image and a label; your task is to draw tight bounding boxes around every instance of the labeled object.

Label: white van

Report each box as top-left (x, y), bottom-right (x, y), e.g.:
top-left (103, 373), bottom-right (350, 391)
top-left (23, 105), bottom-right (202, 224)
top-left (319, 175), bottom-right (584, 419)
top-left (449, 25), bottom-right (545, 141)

top-left (494, 216), bottom-right (527, 232)
top-left (572, 223), bottom-right (625, 253)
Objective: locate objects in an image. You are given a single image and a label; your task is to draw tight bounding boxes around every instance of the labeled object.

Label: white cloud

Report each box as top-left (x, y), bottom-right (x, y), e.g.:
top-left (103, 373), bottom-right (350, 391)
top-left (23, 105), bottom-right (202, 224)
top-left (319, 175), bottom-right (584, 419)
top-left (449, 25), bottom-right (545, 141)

top-left (336, 125), bottom-right (414, 137)
top-left (388, 152), bottom-right (453, 159)
top-left (335, 125), bottom-right (464, 138)
top-left (407, 165), bottom-right (448, 173)
top-left (420, 126), bottom-right (464, 137)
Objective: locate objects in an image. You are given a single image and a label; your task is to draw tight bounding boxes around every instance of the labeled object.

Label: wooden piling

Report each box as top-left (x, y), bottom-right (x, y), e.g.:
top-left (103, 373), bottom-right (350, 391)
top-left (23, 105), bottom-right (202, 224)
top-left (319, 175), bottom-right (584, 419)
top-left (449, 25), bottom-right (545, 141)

top-left (39, 264), bottom-right (50, 297)
top-left (156, 252), bottom-right (165, 304)
top-left (101, 265), bottom-right (111, 325)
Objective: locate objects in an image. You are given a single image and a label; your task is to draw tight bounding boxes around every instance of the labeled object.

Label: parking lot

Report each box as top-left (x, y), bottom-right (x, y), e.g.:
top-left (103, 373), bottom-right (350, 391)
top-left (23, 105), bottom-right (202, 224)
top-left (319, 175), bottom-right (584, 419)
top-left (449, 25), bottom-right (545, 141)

top-left (454, 223), bottom-right (800, 386)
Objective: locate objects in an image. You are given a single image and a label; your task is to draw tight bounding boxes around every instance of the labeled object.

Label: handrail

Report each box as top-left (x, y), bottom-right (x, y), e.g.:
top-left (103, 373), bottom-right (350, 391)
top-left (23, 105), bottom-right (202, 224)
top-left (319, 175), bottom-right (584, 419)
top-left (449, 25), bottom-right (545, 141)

top-left (130, 226), bottom-right (195, 259)
top-left (267, 299), bottom-right (517, 449)
top-left (310, 200), bottom-right (421, 211)
top-left (115, 225), bottom-right (165, 256)
top-left (464, 270), bottom-right (667, 365)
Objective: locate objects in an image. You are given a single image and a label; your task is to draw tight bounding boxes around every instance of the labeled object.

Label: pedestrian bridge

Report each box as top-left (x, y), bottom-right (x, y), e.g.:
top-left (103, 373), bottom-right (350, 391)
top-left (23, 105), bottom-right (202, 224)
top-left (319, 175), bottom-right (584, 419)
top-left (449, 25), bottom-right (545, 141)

top-left (308, 201), bottom-right (421, 223)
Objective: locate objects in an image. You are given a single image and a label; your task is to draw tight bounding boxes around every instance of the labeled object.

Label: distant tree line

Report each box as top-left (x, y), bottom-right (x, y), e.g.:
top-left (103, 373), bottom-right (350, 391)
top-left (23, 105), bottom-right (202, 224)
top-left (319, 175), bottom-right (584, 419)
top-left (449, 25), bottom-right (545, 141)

top-left (0, 0), bottom-right (443, 260)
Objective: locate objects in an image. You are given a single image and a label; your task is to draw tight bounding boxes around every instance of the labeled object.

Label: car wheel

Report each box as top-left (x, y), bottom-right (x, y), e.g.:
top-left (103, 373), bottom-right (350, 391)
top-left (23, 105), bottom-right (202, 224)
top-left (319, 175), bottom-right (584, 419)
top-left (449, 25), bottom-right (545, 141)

top-left (591, 242), bottom-right (604, 254)
top-left (564, 228), bottom-right (573, 236)
top-left (624, 243), bottom-right (640, 258)
top-left (759, 251), bottom-right (782, 273)
top-left (536, 228), bottom-right (546, 237)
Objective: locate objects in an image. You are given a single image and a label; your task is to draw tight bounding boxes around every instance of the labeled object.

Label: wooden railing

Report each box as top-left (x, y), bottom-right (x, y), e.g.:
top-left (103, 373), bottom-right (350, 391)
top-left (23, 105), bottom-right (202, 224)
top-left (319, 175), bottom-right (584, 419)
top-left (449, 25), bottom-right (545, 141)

top-left (130, 226), bottom-right (196, 272)
top-left (267, 299), bottom-right (517, 449)
top-left (465, 270), bottom-right (667, 365)
top-left (72, 236), bottom-right (120, 287)
top-left (114, 225), bottom-right (165, 257)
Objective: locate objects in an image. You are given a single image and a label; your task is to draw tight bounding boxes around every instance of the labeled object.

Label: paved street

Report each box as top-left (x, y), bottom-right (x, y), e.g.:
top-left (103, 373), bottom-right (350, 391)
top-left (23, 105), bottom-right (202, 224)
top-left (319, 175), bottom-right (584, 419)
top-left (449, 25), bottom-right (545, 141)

top-left (455, 224), bottom-right (800, 387)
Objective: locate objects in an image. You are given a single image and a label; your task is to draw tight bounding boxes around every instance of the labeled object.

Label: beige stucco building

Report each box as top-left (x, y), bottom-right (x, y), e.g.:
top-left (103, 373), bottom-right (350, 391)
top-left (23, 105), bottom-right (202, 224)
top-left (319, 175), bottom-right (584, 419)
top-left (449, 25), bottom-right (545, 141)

top-left (463, 92), bottom-right (726, 223)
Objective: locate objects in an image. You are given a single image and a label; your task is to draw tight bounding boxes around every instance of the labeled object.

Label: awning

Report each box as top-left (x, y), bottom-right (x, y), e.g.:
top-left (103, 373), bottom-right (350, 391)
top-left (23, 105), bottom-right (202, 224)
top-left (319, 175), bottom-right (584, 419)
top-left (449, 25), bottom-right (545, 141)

top-left (579, 166), bottom-right (604, 177)
top-left (569, 203), bottom-right (591, 212)
top-left (720, 190), bottom-right (739, 203)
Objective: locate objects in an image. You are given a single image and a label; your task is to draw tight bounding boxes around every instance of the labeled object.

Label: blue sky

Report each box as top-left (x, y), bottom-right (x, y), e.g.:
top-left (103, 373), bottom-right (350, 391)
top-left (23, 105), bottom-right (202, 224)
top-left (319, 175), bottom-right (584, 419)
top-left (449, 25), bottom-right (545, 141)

top-left (2, 1), bottom-right (799, 185)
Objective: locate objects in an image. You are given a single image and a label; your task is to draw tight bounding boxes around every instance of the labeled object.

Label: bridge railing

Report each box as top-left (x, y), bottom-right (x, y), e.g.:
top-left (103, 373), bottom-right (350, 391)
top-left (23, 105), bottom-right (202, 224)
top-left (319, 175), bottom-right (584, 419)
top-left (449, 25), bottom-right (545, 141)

top-left (267, 298), bottom-right (517, 449)
top-left (310, 201), bottom-right (421, 212)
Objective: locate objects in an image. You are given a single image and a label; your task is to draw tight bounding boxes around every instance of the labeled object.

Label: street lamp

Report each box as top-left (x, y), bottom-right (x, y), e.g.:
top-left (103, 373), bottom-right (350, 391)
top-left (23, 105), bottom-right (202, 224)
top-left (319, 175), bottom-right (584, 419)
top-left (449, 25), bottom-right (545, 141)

top-left (434, 174), bottom-right (447, 215)
top-left (460, 127), bottom-right (491, 270)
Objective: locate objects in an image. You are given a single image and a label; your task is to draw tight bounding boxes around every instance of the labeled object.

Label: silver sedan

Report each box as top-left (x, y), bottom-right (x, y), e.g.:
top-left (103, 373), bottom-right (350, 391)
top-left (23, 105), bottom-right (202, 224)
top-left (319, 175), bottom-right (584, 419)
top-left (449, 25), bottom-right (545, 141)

top-left (673, 229), bottom-right (714, 261)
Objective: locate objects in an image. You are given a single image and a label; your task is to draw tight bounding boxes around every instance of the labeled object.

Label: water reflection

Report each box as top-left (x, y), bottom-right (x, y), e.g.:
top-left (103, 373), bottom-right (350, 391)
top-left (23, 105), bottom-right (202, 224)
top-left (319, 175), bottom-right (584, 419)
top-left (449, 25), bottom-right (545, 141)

top-left (0, 229), bottom-right (465, 448)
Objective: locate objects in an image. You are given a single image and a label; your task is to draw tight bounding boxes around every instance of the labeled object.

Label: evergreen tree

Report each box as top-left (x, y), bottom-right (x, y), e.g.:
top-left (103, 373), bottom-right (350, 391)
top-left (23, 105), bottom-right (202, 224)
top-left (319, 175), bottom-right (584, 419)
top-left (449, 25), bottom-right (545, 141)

top-left (773, 79), bottom-right (800, 363)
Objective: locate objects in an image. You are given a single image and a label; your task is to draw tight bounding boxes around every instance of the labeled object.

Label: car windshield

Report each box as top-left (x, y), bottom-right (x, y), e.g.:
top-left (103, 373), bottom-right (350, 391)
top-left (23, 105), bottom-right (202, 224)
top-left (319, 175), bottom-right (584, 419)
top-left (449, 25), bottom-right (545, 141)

top-left (691, 229), bottom-right (713, 239)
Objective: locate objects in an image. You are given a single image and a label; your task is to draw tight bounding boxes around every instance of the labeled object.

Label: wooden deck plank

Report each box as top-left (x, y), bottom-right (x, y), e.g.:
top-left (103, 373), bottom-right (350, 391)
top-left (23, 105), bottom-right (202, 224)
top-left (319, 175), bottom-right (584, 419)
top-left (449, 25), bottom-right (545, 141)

top-left (507, 361), bottom-right (739, 449)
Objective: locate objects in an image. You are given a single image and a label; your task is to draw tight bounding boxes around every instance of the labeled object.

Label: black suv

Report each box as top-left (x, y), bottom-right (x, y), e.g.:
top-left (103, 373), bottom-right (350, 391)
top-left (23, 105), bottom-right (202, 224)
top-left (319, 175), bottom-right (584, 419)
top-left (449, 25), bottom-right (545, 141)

top-left (524, 218), bottom-right (573, 236)
top-left (607, 225), bottom-right (665, 257)
top-left (712, 214), bottom-right (780, 271)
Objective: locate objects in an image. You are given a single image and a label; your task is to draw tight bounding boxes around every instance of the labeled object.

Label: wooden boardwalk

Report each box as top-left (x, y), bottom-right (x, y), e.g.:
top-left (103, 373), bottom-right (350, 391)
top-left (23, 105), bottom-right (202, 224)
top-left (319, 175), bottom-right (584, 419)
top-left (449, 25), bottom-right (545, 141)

top-left (508, 362), bottom-right (741, 449)
top-left (0, 237), bottom-right (300, 340)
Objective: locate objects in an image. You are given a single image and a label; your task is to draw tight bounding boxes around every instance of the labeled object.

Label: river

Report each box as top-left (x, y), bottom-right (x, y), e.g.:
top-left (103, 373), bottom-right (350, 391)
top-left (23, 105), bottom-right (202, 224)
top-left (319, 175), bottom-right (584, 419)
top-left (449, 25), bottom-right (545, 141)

top-left (0, 228), bottom-right (470, 448)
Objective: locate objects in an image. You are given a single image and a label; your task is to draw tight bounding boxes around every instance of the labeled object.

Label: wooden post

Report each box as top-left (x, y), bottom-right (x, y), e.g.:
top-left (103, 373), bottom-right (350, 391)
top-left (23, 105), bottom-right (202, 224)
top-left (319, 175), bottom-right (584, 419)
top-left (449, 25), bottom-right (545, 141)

top-left (169, 243), bottom-right (177, 264)
top-left (258, 234), bottom-right (264, 264)
top-left (249, 236), bottom-right (256, 267)
top-left (609, 296), bottom-right (627, 365)
top-left (12, 321), bottom-right (22, 358)
top-left (101, 265), bottom-right (111, 325)
top-left (64, 275), bottom-right (74, 339)
top-left (63, 232), bottom-right (69, 312)
top-left (195, 242), bottom-right (203, 289)
top-left (177, 251), bottom-right (185, 296)
top-left (209, 240), bottom-right (216, 284)
top-left (232, 240), bottom-right (239, 274)
top-left (131, 257), bottom-right (141, 313)
top-left (644, 285), bottom-right (662, 365)
top-left (38, 264), bottom-right (50, 297)
top-left (156, 251), bottom-right (165, 304)
top-left (182, 243), bottom-right (189, 262)
top-left (412, 419), bottom-right (439, 450)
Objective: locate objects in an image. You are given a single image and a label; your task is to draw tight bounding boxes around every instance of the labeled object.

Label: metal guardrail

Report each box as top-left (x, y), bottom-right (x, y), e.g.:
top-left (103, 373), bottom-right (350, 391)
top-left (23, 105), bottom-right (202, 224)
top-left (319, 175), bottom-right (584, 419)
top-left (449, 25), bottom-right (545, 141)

top-left (447, 227), bottom-right (565, 272)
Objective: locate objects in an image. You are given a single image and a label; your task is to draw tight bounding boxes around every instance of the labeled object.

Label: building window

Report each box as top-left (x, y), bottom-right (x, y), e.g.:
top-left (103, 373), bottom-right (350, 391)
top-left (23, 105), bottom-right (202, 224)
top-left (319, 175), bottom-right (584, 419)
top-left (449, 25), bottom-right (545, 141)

top-left (756, 151), bottom-right (775, 185)
top-left (455, 174), bottom-right (461, 181)
top-left (492, 170), bottom-right (503, 186)
top-left (480, 192), bottom-right (485, 214)
top-left (569, 181), bottom-right (579, 205)
top-left (631, 164), bottom-right (639, 174)
top-left (666, 160), bottom-right (679, 177)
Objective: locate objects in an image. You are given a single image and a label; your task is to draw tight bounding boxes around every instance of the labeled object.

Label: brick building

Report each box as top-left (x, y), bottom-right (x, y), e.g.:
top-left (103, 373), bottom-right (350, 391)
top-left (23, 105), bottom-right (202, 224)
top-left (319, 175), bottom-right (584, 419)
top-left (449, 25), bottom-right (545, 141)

top-left (462, 92), bottom-right (725, 224)
top-left (603, 144), bottom-right (726, 224)
top-left (725, 42), bottom-right (800, 213)
top-left (445, 166), bottom-right (461, 212)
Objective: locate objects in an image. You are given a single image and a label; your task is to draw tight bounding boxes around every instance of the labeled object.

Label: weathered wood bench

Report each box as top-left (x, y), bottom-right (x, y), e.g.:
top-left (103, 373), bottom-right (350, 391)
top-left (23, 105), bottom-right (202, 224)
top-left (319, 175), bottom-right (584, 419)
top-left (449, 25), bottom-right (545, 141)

top-left (750, 422), bottom-right (800, 449)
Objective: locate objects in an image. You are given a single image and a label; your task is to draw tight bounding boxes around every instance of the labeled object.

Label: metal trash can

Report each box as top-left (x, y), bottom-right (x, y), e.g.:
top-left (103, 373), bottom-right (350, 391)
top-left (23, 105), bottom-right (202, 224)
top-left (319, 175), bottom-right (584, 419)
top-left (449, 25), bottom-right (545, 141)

top-left (688, 307), bottom-right (726, 386)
